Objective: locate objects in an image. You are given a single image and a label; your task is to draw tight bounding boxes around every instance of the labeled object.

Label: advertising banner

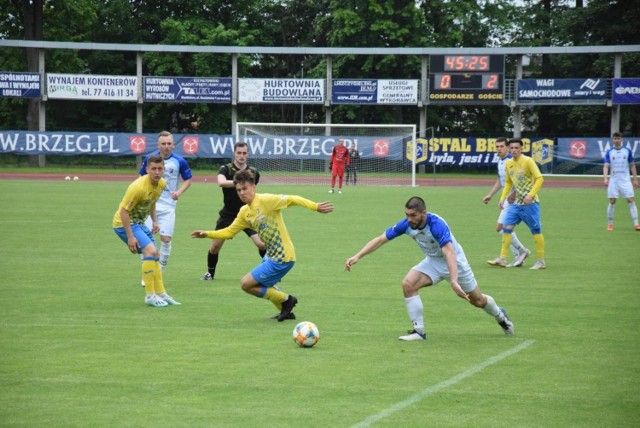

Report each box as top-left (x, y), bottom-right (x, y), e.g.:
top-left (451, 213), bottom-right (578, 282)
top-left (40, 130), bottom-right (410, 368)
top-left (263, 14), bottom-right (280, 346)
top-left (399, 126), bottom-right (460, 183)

top-left (46, 73), bottom-right (138, 101)
top-left (143, 77), bottom-right (232, 103)
top-left (0, 131), bottom-right (402, 160)
top-left (409, 137), bottom-right (541, 166)
top-left (238, 78), bottom-right (325, 103)
top-left (332, 79), bottom-right (418, 104)
top-left (0, 72), bottom-right (41, 98)
top-left (612, 78), bottom-right (640, 104)
top-left (2, 131), bottom-right (554, 166)
top-left (517, 78), bottom-right (607, 104)
top-left (557, 137), bottom-right (640, 163)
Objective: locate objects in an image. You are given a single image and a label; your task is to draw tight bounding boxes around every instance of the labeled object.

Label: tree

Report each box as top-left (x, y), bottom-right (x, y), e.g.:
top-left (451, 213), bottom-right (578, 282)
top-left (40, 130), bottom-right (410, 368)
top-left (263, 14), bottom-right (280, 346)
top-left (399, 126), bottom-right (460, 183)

top-left (1, 0), bottom-right (639, 137)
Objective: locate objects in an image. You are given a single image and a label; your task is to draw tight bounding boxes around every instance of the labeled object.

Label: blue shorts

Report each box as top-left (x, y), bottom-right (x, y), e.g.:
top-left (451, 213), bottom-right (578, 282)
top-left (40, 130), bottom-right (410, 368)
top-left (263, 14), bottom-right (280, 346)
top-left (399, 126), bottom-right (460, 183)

top-left (114, 224), bottom-right (156, 253)
top-left (251, 258), bottom-right (295, 287)
top-left (504, 202), bottom-right (542, 234)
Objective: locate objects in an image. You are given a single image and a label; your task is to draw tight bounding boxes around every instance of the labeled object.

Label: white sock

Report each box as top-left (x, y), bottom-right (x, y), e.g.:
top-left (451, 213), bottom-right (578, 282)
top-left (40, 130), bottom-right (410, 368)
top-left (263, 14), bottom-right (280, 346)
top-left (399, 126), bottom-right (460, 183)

top-left (160, 241), bottom-right (172, 270)
top-left (510, 231), bottom-right (526, 253)
top-left (483, 294), bottom-right (501, 318)
top-left (629, 202), bottom-right (639, 225)
top-left (404, 295), bottom-right (424, 331)
top-left (607, 203), bottom-right (615, 224)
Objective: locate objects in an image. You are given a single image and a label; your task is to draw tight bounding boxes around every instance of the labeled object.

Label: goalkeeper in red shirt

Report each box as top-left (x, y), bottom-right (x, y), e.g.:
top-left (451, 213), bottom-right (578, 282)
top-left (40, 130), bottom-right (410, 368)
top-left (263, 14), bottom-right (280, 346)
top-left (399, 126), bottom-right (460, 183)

top-left (329, 138), bottom-right (351, 193)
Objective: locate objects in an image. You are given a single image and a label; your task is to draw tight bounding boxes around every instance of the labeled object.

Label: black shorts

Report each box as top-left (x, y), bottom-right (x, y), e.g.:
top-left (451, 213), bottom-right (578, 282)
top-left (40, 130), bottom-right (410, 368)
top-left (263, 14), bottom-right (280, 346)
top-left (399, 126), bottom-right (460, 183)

top-left (216, 214), bottom-right (257, 237)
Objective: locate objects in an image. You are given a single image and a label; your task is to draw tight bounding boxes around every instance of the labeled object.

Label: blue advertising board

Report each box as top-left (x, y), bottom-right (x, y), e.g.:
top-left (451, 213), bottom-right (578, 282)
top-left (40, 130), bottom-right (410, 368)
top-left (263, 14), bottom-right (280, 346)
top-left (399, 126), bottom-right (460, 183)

top-left (1, 131), bottom-right (553, 167)
top-left (143, 77), bottom-right (232, 103)
top-left (0, 72), bottom-right (41, 98)
top-left (0, 131), bottom-right (405, 160)
top-left (10, 131), bottom-right (640, 168)
top-left (332, 80), bottom-right (377, 103)
top-left (517, 78), bottom-right (607, 104)
top-left (557, 137), bottom-right (640, 163)
top-left (612, 78), bottom-right (640, 104)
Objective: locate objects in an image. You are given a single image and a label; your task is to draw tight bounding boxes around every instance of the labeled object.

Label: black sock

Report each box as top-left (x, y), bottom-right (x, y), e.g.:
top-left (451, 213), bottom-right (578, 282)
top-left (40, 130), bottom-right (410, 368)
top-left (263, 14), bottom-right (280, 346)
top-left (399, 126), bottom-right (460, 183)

top-left (207, 252), bottom-right (218, 276)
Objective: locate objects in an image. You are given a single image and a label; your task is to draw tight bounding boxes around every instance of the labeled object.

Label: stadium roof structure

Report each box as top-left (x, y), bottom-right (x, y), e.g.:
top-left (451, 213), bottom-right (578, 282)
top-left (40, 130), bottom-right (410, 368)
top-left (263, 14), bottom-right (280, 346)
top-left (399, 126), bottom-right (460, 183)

top-left (1, 39), bottom-right (639, 55)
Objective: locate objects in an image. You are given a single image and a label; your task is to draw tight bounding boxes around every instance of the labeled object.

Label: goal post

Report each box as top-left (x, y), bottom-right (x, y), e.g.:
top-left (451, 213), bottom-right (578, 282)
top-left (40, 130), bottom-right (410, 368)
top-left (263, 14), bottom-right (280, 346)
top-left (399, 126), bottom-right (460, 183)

top-left (235, 122), bottom-right (418, 187)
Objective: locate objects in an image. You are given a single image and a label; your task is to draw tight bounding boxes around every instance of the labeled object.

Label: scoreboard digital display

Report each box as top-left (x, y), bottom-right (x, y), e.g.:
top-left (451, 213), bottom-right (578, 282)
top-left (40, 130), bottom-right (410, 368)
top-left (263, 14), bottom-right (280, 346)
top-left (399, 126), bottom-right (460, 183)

top-left (429, 55), bottom-right (505, 105)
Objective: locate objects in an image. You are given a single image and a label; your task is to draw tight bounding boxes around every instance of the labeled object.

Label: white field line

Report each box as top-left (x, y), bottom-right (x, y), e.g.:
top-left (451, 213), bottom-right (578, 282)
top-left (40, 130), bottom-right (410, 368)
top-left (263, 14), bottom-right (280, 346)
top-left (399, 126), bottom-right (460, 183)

top-left (351, 339), bottom-right (536, 428)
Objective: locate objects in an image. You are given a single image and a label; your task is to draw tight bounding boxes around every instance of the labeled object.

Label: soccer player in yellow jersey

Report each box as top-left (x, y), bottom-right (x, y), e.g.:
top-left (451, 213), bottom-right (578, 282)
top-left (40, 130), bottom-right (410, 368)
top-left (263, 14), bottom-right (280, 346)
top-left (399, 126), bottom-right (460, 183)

top-left (191, 169), bottom-right (334, 321)
top-left (113, 154), bottom-right (180, 306)
top-left (499, 139), bottom-right (546, 270)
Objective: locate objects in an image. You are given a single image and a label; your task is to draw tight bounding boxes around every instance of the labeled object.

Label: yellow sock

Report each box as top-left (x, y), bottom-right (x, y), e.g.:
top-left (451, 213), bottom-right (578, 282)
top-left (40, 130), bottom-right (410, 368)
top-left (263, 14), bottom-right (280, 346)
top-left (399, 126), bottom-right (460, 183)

top-left (533, 234), bottom-right (545, 260)
top-left (500, 232), bottom-right (513, 259)
top-left (263, 287), bottom-right (287, 310)
top-left (154, 260), bottom-right (166, 294)
top-left (142, 259), bottom-right (155, 294)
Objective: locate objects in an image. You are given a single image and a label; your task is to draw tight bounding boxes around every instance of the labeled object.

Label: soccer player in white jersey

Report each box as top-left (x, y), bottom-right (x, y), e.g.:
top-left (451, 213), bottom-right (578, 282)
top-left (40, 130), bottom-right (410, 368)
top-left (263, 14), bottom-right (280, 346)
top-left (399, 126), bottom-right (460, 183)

top-left (603, 132), bottom-right (640, 231)
top-left (484, 137), bottom-right (530, 267)
top-left (141, 131), bottom-right (193, 272)
top-left (344, 196), bottom-right (514, 341)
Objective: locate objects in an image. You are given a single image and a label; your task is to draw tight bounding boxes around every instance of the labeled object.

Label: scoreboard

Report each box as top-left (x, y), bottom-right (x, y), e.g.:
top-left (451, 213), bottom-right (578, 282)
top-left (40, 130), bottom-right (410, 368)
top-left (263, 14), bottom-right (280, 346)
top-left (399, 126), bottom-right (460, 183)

top-left (429, 55), bottom-right (505, 105)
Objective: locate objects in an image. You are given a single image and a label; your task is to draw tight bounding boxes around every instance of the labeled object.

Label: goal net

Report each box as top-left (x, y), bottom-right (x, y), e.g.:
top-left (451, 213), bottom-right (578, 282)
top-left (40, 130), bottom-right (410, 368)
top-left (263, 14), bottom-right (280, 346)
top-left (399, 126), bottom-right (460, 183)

top-left (235, 122), bottom-right (417, 186)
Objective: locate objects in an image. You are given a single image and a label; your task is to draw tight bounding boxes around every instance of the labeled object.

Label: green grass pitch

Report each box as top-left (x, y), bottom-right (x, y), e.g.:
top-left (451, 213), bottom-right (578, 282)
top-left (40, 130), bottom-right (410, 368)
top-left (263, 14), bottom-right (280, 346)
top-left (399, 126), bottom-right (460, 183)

top-left (1, 177), bottom-right (639, 427)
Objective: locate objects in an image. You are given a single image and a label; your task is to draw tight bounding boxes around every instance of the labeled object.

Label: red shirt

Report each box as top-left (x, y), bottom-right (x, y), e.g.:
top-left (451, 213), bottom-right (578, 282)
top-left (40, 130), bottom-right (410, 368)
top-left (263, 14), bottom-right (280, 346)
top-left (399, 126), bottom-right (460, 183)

top-left (330, 145), bottom-right (350, 166)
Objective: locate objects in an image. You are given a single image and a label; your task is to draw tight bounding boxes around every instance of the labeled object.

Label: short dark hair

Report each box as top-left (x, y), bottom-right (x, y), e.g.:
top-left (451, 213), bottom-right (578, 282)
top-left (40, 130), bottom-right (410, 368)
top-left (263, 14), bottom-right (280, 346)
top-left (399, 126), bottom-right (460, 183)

top-left (405, 196), bottom-right (426, 212)
top-left (233, 168), bottom-right (255, 185)
top-left (612, 132), bottom-right (623, 138)
top-left (147, 154), bottom-right (164, 165)
top-left (496, 137), bottom-right (508, 144)
top-left (508, 138), bottom-right (523, 146)
top-left (234, 141), bottom-right (248, 151)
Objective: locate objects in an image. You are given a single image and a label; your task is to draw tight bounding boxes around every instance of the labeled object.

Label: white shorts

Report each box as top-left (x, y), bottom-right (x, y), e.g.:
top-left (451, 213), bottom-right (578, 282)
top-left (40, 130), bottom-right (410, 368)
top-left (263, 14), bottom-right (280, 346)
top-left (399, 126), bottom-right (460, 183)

top-left (497, 199), bottom-right (513, 225)
top-left (412, 254), bottom-right (478, 293)
top-left (607, 179), bottom-right (635, 199)
top-left (145, 206), bottom-right (176, 237)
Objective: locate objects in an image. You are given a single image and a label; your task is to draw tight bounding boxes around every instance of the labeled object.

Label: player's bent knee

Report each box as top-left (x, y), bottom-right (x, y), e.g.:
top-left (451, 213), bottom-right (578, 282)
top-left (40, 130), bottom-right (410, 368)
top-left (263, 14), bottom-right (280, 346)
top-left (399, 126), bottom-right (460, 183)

top-left (469, 295), bottom-right (486, 308)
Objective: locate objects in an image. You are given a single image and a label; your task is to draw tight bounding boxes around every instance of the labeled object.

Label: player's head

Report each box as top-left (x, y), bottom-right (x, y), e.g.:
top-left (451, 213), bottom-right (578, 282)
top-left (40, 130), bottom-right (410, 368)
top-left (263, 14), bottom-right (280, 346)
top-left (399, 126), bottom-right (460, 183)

top-left (508, 138), bottom-right (524, 158)
top-left (612, 132), bottom-right (623, 148)
top-left (233, 168), bottom-right (256, 203)
top-left (405, 196), bottom-right (427, 229)
top-left (495, 137), bottom-right (509, 158)
top-left (146, 154), bottom-right (165, 183)
top-left (157, 131), bottom-right (174, 157)
top-left (338, 138), bottom-right (345, 146)
top-left (233, 141), bottom-right (249, 164)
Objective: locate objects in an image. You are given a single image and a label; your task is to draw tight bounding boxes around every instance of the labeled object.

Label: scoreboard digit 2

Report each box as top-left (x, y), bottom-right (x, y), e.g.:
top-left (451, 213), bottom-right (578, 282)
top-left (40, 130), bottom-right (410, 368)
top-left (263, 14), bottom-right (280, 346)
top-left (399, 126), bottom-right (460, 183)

top-left (429, 55), bottom-right (504, 105)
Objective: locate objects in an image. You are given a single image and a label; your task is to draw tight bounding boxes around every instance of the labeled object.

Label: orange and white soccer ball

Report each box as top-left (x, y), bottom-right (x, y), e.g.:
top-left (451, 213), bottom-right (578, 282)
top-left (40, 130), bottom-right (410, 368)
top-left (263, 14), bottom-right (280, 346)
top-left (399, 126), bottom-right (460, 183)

top-left (292, 321), bottom-right (320, 348)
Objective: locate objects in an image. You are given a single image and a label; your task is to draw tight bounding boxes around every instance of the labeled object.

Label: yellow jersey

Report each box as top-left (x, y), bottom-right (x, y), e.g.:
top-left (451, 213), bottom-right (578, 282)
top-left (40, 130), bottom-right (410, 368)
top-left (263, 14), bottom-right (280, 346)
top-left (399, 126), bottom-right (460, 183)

top-left (501, 155), bottom-right (543, 204)
top-left (112, 175), bottom-right (166, 228)
top-left (205, 193), bottom-right (318, 263)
